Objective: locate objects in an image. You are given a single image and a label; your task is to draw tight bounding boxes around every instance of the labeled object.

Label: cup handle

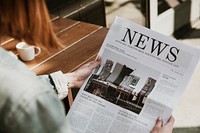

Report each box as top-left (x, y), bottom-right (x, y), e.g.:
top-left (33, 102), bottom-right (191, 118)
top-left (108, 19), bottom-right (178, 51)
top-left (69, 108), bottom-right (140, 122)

top-left (34, 46), bottom-right (41, 57)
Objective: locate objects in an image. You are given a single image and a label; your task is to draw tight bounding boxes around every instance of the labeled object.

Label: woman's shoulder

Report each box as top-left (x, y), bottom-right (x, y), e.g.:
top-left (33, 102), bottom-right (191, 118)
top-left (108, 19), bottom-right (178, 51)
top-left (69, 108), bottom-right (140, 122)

top-left (0, 67), bottom-right (67, 132)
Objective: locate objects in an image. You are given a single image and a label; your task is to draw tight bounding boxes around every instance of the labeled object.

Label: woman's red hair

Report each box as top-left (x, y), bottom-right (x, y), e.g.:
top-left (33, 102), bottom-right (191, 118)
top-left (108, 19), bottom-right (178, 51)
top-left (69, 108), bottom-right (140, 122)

top-left (0, 0), bottom-right (62, 48)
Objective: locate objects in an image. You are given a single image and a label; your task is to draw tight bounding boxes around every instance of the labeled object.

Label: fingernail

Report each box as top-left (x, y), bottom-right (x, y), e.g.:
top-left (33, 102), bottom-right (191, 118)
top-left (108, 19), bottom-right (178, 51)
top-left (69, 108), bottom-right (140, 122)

top-left (158, 116), bottom-right (162, 121)
top-left (97, 56), bottom-right (101, 61)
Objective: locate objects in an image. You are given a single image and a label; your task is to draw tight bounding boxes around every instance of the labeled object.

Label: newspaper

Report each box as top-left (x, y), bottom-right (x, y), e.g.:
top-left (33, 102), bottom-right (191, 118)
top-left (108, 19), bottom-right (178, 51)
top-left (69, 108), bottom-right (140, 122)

top-left (66, 16), bottom-right (200, 133)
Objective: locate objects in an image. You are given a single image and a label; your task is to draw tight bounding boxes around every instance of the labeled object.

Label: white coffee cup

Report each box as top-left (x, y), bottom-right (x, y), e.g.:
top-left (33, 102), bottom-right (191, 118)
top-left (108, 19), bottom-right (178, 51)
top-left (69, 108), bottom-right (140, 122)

top-left (16, 42), bottom-right (41, 61)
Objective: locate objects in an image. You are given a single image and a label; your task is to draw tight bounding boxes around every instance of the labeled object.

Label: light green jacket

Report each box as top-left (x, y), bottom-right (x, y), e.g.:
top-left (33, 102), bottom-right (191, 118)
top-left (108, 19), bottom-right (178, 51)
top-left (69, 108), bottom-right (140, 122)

top-left (0, 48), bottom-right (71, 133)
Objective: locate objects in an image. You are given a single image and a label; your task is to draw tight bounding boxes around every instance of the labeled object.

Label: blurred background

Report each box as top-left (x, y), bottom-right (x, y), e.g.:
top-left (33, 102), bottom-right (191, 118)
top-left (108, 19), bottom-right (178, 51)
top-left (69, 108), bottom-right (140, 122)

top-left (46, 0), bottom-right (200, 132)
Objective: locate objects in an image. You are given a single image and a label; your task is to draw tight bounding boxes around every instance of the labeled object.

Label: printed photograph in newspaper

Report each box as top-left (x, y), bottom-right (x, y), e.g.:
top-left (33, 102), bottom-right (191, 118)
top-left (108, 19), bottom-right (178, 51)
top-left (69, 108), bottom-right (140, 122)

top-left (84, 48), bottom-right (161, 114)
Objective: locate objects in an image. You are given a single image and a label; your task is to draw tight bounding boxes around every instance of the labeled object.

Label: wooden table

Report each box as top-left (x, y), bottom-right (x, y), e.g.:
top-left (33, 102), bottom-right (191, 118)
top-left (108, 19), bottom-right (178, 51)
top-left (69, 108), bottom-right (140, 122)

top-left (1, 16), bottom-right (108, 110)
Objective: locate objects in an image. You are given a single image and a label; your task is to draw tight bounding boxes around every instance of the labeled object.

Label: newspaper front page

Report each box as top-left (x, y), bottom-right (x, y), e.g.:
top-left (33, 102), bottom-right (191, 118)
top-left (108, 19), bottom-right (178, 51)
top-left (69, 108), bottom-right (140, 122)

top-left (66, 16), bottom-right (200, 133)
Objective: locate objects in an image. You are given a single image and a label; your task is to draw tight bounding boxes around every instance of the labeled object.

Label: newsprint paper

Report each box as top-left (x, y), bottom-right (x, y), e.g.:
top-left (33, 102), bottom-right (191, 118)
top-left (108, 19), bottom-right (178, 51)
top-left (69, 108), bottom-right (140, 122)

top-left (66, 16), bottom-right (200, 133)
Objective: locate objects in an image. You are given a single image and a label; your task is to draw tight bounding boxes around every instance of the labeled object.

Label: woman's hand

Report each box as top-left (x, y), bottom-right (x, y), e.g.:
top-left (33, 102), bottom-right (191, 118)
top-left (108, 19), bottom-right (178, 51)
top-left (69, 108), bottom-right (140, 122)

top-left (64, 57), bottom-right (101, 88)
top-left (151, 116), bottom-right (175, 133)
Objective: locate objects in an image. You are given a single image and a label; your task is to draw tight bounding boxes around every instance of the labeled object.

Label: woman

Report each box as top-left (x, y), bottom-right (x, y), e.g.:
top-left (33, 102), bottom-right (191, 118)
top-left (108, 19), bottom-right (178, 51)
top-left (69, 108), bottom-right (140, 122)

top-left (0, 0), bottom-right (174, 133)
